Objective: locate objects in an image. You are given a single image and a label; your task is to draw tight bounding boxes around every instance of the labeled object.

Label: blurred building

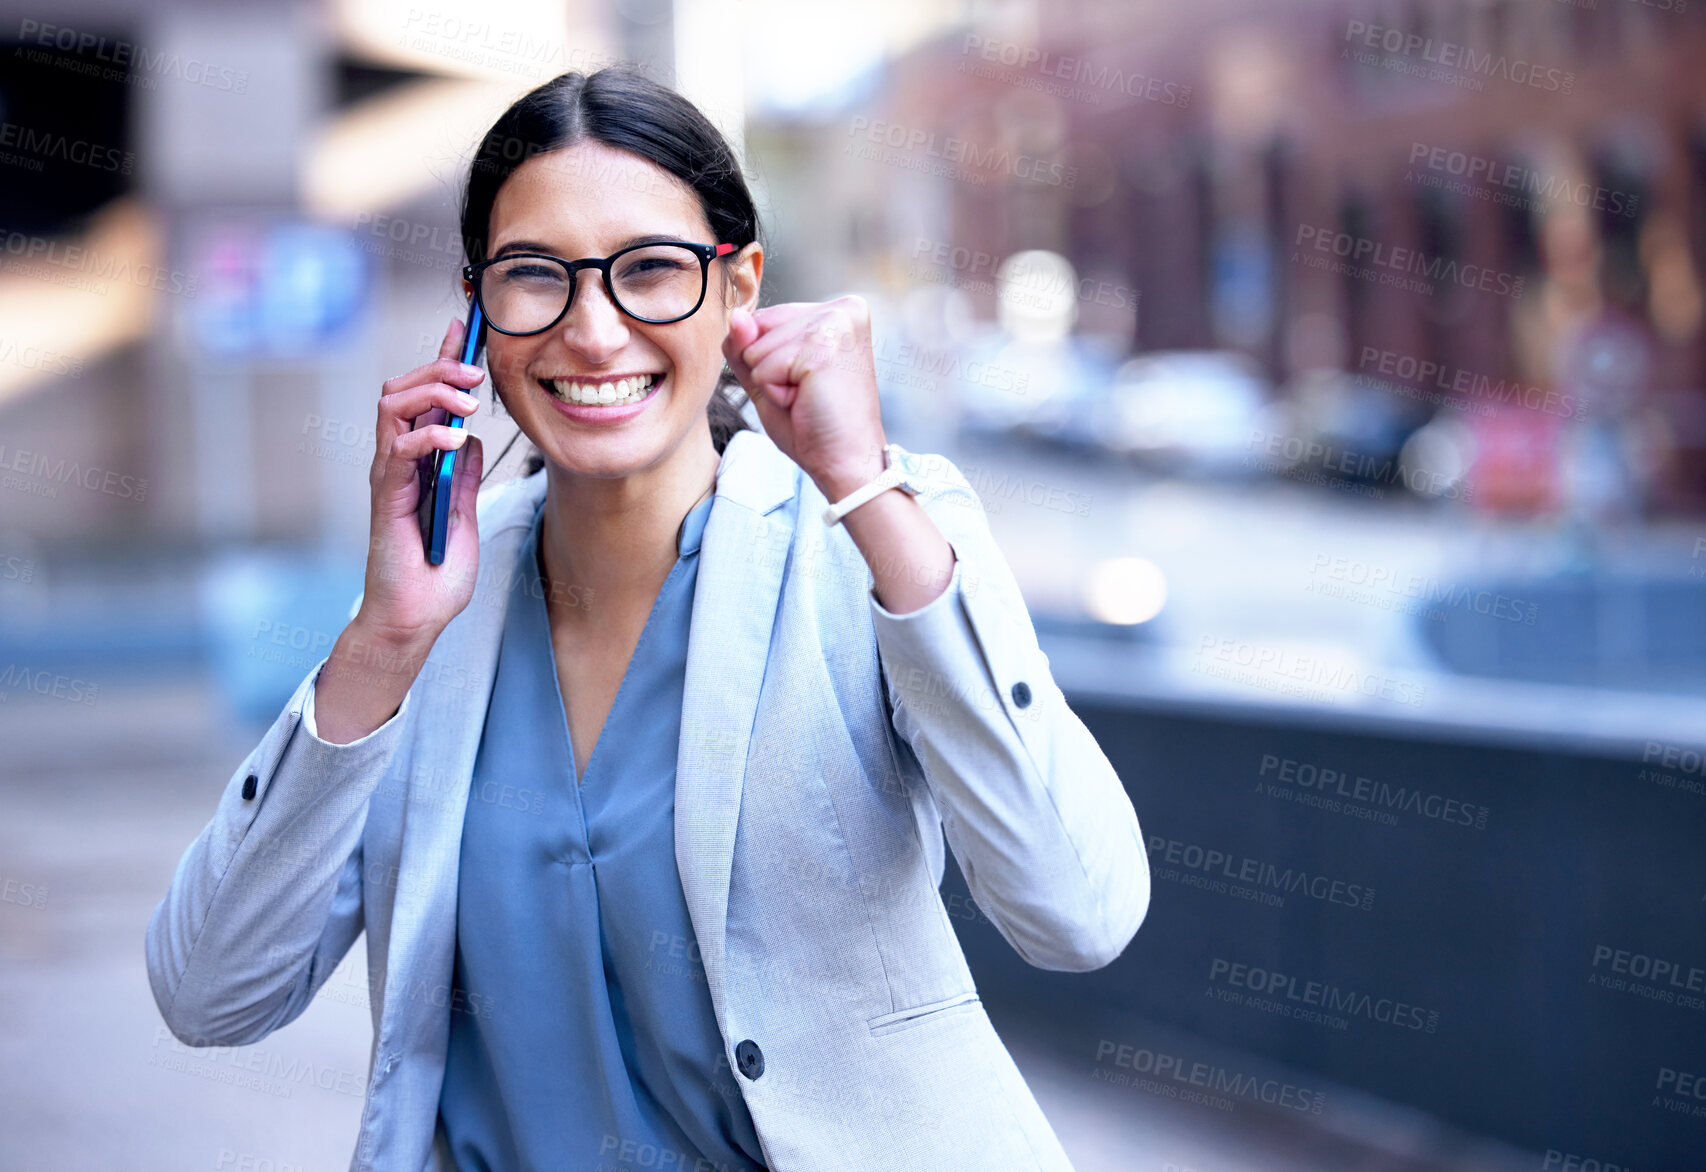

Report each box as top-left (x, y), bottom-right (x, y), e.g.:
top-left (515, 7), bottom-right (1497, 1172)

top-left (770, 0), bottom-right (1706, 512)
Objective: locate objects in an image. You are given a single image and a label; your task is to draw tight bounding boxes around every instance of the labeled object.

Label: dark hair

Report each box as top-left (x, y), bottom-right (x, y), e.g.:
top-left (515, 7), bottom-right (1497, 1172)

top-left (462, 66), bottom-right (760, 482)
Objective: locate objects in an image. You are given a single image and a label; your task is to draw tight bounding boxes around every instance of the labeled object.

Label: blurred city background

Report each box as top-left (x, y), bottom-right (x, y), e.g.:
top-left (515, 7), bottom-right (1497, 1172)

top-left (2, 0), bottom-right (1704, 1168)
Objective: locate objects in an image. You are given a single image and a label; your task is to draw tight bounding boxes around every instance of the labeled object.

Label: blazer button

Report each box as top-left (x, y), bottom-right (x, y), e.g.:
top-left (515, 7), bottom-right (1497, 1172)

top-left (241, 773), bottom-right (258, 800)
top-left (1010, 681), bottom-right (1032, 708)
top-left (735, 1039), bottom-right (764, 1080)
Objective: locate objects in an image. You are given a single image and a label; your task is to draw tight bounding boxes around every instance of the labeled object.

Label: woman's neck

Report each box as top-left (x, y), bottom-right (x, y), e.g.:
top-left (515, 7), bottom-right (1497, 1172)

top-left (537, 430), bottom-right (721, 629)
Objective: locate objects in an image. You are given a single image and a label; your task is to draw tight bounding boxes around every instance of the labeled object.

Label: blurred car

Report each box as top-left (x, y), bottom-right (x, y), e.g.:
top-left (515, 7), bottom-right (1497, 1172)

top-left (1276, 367), bottom-right (1437, 494)
top-left (1012, 339), bottom-right (1119, 453)
top-left (1096, 350), bottom-right (1277, 477)
top-left (947, 330), bottom-right (1119, 453)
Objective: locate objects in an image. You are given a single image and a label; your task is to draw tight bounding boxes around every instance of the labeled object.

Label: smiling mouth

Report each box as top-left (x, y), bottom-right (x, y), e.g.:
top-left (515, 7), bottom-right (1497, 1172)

top-left (540, 373), bottom-right (661, 406)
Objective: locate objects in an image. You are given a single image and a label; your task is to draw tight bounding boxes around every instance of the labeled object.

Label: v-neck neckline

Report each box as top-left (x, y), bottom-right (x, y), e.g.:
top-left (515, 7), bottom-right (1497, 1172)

top-left (526, 498), bottom-right (710, 789)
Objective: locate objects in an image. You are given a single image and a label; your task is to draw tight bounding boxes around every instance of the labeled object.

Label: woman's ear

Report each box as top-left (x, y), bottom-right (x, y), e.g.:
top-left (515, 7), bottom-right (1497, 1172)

top-left (725, 242), bottom-right (763, 313)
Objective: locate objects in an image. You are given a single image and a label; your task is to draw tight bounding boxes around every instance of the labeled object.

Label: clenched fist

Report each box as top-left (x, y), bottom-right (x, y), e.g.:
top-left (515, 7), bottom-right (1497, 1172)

top-left (722, 294), bottom-right (890, 500)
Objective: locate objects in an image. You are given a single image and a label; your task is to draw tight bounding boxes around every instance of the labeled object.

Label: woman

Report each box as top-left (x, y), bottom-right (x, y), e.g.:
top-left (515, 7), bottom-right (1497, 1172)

top-left (146, 66), bottom-right (1150, 1172)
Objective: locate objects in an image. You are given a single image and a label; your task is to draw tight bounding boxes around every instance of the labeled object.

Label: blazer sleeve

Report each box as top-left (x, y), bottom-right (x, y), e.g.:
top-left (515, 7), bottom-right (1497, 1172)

top-left (144, 653), bottom-right (410, 1047)
top-left (864, 453), bottom-right (1149, 972)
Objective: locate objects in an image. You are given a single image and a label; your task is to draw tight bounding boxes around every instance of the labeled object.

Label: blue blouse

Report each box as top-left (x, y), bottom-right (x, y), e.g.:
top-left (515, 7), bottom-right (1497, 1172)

top-left (436, 491), bottom-right (769, 1172)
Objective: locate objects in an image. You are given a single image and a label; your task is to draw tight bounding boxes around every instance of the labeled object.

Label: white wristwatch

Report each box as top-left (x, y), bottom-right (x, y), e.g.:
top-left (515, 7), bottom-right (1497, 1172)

top-left (822, 442), bottom-right (925, 526)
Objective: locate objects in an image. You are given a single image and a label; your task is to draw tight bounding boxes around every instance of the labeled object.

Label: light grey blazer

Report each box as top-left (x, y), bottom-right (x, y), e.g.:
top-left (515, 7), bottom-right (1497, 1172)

top-left (146, 426), bottom-right (1150, 1171)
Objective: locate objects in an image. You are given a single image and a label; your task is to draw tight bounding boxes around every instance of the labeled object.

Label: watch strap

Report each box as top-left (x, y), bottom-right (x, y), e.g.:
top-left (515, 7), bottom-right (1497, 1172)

top-left (822, 463), bottom-right (906, 526)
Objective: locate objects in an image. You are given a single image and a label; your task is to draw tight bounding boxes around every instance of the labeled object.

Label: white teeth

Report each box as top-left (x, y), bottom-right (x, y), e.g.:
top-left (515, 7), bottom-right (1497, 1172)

top-left (546, 373), bottom-right (659, 405)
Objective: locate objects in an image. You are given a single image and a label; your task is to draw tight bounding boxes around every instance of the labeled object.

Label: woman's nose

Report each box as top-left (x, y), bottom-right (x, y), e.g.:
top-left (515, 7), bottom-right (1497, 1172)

top-left (557, 277), bottom-right (631, 357)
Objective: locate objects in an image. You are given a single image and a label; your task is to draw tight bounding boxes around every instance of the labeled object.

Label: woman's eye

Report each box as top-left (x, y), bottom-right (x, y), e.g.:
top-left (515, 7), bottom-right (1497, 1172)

top-left (621, 258), bottom-right (689, 278)
top-left (501, 265), bottom-right (564, 282)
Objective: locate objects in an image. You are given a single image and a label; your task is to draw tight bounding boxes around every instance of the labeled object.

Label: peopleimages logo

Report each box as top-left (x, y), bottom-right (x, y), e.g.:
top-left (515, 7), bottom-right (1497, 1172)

top-left (1642, 740), bottom-right (1706, 777)
top-left (1356, 345), bottom-right (1583, 420)
top-left (864, 334), bottom-right (1033, 396)
top-left (1636, 740), bottom-right (1706, 798)
top-left (1407, 143), bottom-right (1638, 219)
top-left (1257, 753), bottom-right (1491, 830)
top-left (910, 238), bottom-right (1139, 311)
top-left (15, 20), bottom-right (250, 92)
top-left (1655, 1066), bottom-right (1706, 1118)
top-left (0, 122), bottom-right (134, 174)
top-left (0, 445), bottom-right (147, 501)
top-left (846, 116), bottom-right (1078, 189)
top-left (958, 34), bottom-right (1192, 108)
top-left (954, 463), bottom-right (1093, 517)
top-left (1589, 944), bottom-right (1706, 1012)
top-left (0, 337), bottom-right (85, 379)
top-left (396, 12), bottom-right (652, 85)
top-left (1092, 1038), bottom-right (1326, 1113)
top-left (1146, 834), bottom-right (1376, 911)
top-left (0, 664), bottom-right (100, 705)
top-left (1341, 21), bottom-right (1575, 94)
top-left (1294, 224), bottom-right (1526, 298)
top-left (1208, 958), bottom-right (1441, 1033)
top-left (1196, 633), bottom-right (1430, 707)
top-left (1541, 1151), bottom-right (1635, 1172)
top-left (0, 226), bottom-right (200, 298)
top-left (1306, 554), bottom-right (1534, 629)
top-left (147, 1028), bottom-right (365, 1099)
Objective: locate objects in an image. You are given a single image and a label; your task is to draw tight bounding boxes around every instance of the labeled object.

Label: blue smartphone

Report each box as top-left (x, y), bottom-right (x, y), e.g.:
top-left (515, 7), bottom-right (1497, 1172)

top-left (417, 297), bottom-right (486, 565)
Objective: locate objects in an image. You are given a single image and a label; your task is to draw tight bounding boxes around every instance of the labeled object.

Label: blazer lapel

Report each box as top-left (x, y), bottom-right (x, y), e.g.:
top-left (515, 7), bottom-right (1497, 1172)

top-left (676, 427), bottom-right (800, 1028)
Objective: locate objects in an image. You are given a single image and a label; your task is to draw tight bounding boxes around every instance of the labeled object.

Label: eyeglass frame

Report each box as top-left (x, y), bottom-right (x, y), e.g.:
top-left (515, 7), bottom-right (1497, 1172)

top-left (462, 239), bottom-right (739, 333)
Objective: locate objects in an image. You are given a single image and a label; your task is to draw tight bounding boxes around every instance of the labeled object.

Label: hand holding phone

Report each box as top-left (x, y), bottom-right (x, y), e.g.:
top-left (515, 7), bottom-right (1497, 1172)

top-left (313, 313), bottom-right (486, 745)
top-left (358, 312), bottom-right (485, 639)
top-left (417, 297), bottom-right (486, 564)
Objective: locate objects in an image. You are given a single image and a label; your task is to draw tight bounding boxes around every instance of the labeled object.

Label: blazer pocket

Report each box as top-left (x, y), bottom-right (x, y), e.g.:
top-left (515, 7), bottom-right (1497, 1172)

top-left (866, 990), bottom-right (982, 1037)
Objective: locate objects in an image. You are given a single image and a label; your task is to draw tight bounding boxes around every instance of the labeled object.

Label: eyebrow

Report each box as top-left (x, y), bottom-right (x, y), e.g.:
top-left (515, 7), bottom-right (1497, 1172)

top-left (491, 233), bottom-right (693, 258)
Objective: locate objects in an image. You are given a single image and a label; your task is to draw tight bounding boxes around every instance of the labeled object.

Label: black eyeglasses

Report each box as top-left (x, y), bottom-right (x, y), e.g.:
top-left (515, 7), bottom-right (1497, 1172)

top-left (463, 239), bottom-right (738, 333)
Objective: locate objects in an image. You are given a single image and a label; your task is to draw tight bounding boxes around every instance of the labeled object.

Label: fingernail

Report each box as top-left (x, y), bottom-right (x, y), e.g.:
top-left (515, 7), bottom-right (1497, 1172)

top-left (448, 430), bottom-right (469, 447)
top-left (460, 363), bottom-right (483, 377)
top-left (458, 391), bottom-right (478, 409)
